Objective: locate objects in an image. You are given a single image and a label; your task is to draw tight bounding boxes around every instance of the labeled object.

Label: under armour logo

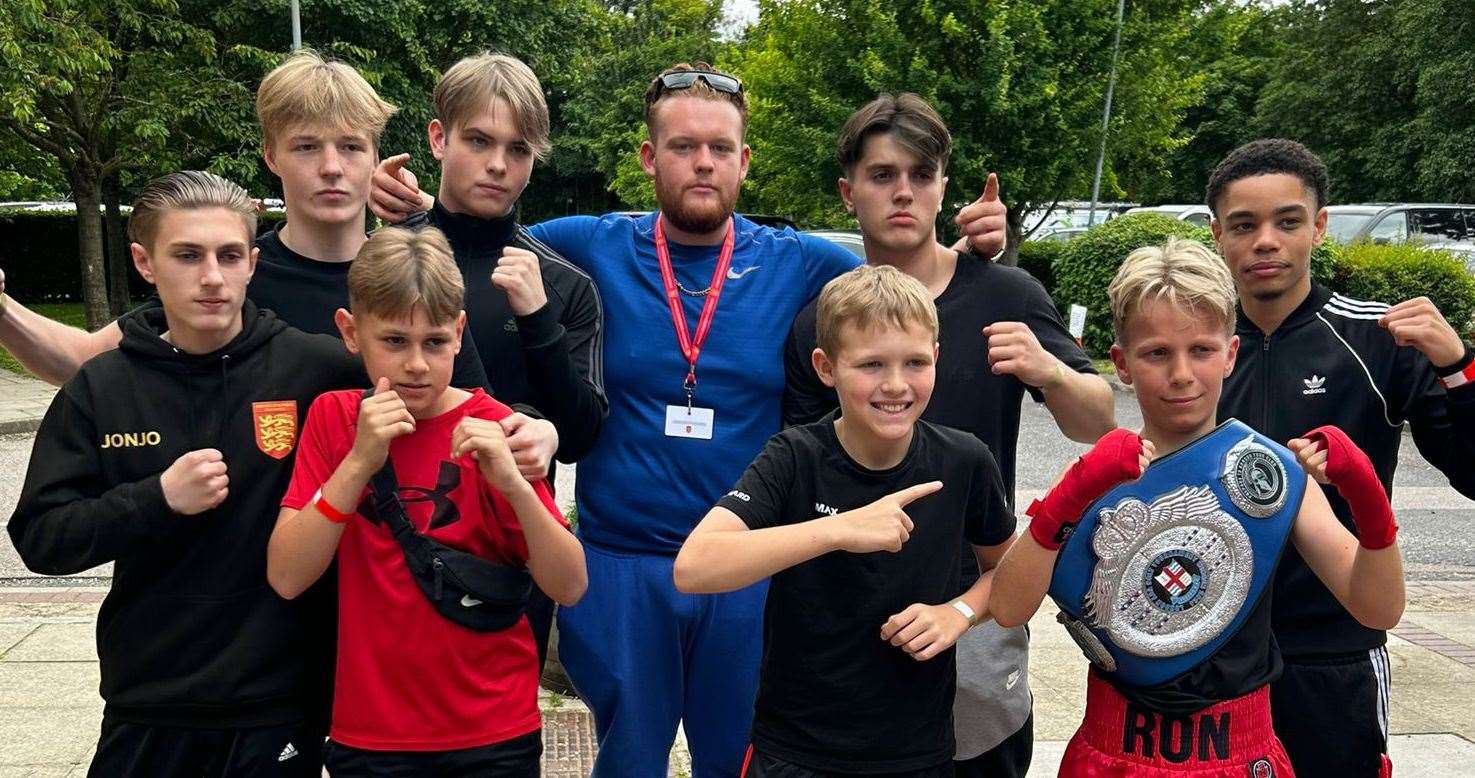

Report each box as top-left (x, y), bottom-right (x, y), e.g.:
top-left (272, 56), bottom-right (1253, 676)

top-left (726, 265), bottom-right (761, 280)
top-left (357, 461), bottom-right (463, 529)
top-left (1302, 374), bottom-right (1327, 396)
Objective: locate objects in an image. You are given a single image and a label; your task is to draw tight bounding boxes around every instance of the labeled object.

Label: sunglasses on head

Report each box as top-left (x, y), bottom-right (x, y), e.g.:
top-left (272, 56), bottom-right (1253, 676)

top-left (657, 71), bottom-right (743, 95)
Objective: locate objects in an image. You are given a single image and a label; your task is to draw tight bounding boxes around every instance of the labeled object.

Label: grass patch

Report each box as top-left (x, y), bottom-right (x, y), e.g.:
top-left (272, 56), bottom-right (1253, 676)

top-left (1091, 358), bottom-right (1116, 377)
top-left (0, 302), bottom-right (93, 376)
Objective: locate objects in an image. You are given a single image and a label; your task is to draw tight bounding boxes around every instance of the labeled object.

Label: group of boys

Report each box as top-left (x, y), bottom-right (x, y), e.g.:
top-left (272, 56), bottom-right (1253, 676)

top-left (0, 41), bottom-right (1470, 778)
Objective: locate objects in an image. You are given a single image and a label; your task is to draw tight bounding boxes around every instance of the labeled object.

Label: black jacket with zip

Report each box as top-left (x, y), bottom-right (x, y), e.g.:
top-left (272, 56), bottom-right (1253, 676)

top-left (410, 204), bottom-right (608, 462)
top-left (8, 300), bottom-right (363, 727)
top-left (1220, 282), bottom-right (1475, 657)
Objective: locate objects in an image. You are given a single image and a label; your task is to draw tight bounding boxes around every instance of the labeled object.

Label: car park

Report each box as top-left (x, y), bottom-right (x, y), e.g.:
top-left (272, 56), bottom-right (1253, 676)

top-left (803, 229), bottom-right (866, 258)
top-left (1325, 203), bottom-right (1475, 246)
top-left (1325, 203), bottom-right (1475, 271)
top-left (1123, 204), bottom-right (1213, 227)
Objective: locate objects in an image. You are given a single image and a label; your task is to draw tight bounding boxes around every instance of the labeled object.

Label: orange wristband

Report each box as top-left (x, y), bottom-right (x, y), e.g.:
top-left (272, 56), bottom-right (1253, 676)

top-left (312, 488), bottom-right (354, 524)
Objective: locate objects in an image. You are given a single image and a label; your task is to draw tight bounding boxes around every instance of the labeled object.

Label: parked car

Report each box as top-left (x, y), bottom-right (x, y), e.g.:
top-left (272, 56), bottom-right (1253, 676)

top-left (1035, 226), bottom-right (1089, 243)
top-left (1325, 203), bottom-right (1475, 245)
top-left (1123, 204), bottom-right (1213, 227)
top-left (804, 229), bottom-right (866, 258)
top-left (1325, 203), bottom-right (1475, 272)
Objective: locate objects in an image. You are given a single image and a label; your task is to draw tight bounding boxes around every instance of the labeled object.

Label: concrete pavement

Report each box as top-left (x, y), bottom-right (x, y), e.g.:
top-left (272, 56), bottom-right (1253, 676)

top-left (3, 584), bottom-right (1474, 775)
top-left (0, 371), bottom-right (55, 435)
top-left (1, 370), bottom-right (1472, 773)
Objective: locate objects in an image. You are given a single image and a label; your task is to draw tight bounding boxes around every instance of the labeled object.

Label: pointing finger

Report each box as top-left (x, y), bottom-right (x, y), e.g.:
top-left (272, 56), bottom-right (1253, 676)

top-left (895, 481), bottom-right (944, 506)
top-left (382, 153), bottom-right (411, 174)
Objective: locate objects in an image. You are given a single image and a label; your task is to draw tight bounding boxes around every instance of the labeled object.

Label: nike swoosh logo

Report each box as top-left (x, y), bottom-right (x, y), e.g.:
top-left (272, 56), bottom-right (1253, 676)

top-left (726, 265), bottom-right (761, 280)
top-left (460, 595), bottom-right (484, 608)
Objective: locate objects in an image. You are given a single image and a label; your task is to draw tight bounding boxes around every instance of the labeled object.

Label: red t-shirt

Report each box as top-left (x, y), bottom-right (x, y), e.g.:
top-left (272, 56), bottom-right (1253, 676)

top-left (283, 388), bottom-right (565, 751)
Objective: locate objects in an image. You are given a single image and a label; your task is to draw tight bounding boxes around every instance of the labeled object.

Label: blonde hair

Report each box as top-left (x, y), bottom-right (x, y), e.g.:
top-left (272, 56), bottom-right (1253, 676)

top-left (1108, 237), bottom-right (1237, 344)
top-left (434, 52), bottom-right (552, 160)
top-left (816, 265), bottom-right (939, 355)
top-left (128, 171), bottom-right (257, 248)
top-left (256, 49), bottom-right (398, 149)
top-left (349, 228), bottom-right (464, 325)
top-left (644, 62), bottom-right (748, 136)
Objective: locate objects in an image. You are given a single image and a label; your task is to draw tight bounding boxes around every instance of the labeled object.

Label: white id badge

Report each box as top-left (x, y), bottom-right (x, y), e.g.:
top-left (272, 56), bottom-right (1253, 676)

top-left (665, 405), bottom-right (715, 439)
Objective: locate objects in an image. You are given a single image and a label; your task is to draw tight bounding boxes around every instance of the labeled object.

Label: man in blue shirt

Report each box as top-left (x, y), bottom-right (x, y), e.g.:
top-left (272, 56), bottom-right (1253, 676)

top-left (370, 62), bottom-right (1007, 777)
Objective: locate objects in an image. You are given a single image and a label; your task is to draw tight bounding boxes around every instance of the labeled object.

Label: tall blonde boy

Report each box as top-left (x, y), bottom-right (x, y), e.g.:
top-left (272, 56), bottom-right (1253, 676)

top-left (987, 238), bottom-right (1405, 776)
top-left (266, 227), bottom-right (584, 774)
top-left (0, 51), bottom-right (484, 379)
top-left (675, 264), bottom-right (1016, 777)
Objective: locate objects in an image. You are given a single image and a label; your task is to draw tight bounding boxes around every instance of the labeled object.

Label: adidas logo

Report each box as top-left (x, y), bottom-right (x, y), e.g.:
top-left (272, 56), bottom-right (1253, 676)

top-left (278, 743), bottom-right (298, 762)
top-left (1303, 374), bottom-right (1327, 396)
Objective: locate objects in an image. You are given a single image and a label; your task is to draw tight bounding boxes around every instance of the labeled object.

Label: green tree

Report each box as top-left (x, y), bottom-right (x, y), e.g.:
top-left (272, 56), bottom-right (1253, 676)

top-left (1131, 0), bottom-right (1289, 205)
top-left (554, 0), bottom-right (732, 212)
top-left (728, 0), bottom-right (1207, 261)
top-left (0, 0), bottom-right (247, 326)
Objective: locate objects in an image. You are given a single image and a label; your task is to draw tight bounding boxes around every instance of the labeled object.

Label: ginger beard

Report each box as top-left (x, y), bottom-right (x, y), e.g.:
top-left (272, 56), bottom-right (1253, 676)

top-left (652, 162), bottom-right (739, 235)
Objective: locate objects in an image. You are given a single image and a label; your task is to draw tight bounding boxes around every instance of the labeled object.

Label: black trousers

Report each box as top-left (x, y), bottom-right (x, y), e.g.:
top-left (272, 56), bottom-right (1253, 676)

top-left (88, 717), bottom-right (323, 778)
top-left (323, 730), bottom-right (542, 777)
top-left (1271, 647), bottom-right (1392, 778)
top-left (740, 747), bottom-right (954, 778)
top-left (952, 713), bottom-right (1033, 778)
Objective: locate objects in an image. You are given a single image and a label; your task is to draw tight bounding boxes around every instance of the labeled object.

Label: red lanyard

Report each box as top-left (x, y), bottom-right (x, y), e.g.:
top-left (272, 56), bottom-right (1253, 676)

top-left (654, 215), bottom-right (735, 406)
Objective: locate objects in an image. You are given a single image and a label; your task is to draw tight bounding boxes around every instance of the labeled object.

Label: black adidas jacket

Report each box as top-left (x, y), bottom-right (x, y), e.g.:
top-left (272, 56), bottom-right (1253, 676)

top-left (1220, 283), bottom-right (1475, 657)
top-left (417, 204), bottom-right (607, 462)
top-left (8, 300), bottom-right (362, 727)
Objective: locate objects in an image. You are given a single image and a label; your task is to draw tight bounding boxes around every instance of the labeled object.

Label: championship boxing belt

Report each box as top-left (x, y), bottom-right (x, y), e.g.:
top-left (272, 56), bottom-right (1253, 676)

top-left (1047, 419), bottom-right (1304, 688)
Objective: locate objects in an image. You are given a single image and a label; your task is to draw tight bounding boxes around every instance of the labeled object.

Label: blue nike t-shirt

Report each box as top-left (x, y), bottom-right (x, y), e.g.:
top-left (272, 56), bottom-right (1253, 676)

top-left (527, 213), bottom-right (860, 555)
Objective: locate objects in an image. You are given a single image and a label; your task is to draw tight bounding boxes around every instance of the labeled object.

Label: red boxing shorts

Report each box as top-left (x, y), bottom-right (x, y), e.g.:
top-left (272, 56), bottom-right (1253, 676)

top-left (1058, 672), bottom-right (1296, 777)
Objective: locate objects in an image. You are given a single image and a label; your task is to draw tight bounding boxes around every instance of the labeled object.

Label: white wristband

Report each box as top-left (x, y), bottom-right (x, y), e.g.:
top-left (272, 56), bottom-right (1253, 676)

top-left (950, 599), bottom-right (978, 627)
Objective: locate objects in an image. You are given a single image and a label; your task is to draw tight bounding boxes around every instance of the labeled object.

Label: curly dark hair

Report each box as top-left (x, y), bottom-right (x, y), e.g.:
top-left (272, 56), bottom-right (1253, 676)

top-left (1205, 139), bottom-right (1329, 216)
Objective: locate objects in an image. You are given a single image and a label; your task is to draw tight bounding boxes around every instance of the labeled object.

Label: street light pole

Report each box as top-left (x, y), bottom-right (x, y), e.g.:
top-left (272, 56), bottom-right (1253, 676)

top-left (290, 0), bottom-right (302, 50)
top-left (1088, 0), bottom-right (1126, 226)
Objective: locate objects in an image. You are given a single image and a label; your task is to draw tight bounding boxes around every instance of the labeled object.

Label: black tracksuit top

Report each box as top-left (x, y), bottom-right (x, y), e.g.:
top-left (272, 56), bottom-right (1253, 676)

top-left (8, 301), bottom-right (362, 727)
top-left (416, 203), bottom-right (608, 463)
top-left (1219, 283), bottom-right (1475, 657)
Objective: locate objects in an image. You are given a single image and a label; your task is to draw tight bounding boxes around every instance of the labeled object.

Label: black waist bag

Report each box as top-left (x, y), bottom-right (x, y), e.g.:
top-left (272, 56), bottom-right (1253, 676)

top-left (365, 421), bottom-right (532, 632)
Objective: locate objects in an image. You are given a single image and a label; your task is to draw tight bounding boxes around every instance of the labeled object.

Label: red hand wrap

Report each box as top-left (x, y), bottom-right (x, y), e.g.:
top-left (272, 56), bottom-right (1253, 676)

top-left (1304, 425), bottom-right (1398, 550)
top-left (1027, 428), bottom-right (1144, 550)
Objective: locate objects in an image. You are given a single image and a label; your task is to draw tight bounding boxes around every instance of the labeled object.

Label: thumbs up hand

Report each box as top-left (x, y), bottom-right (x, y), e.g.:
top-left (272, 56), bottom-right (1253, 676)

top-left (347, 377), bottom-right (416, 471)
top-left (953, 173), bottom-right (1007, 259)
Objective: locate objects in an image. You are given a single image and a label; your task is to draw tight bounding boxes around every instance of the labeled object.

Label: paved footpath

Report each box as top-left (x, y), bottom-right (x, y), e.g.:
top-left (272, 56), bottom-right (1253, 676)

top-left (2, 582), bottom-right (1473, 776)
top-left (1, 371), bottom-right (1471, 774)
top-left (0, 371), bottom-right (56, 435)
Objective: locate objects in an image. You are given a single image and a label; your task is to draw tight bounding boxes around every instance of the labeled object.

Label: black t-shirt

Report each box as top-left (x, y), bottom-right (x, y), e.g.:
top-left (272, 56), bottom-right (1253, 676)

top-left (784, 253), bottom-right (1093, 584)
top-left (247, 224), bottom-right (490, 391)
top-left (716, 416), bottom-right (1014, 772)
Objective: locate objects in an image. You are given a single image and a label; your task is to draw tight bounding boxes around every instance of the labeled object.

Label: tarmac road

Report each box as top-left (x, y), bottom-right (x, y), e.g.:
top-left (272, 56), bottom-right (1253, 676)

top-left (1, 389), bottom-right (1472, 585)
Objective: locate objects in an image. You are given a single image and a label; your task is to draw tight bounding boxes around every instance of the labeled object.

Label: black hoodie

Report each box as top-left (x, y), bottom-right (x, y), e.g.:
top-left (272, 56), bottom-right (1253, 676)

top-left (8, 299), bottom-right (363, 727)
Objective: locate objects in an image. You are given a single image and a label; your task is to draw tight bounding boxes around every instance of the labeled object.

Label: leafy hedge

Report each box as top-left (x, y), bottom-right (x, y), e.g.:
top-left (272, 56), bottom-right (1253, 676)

top-left (1015, 239), bottom-right (1062, 295)
top-left (1048, 213), bottom-right (1339, 355)
top-left (0, 209), bottom-right (286, 303)
top-left (1328, 242), bottom-right (1475, 332)
top-left (1051, 214), bottom-right (1217, 355)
